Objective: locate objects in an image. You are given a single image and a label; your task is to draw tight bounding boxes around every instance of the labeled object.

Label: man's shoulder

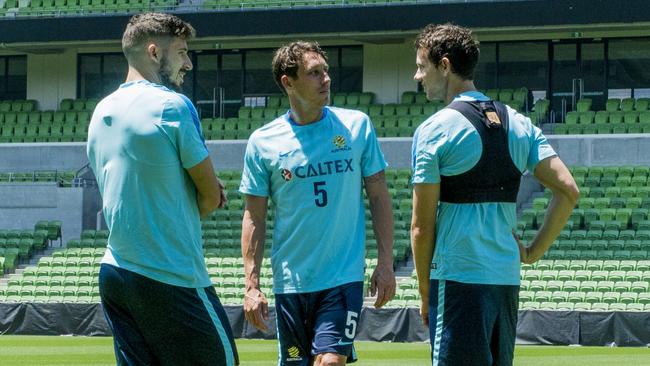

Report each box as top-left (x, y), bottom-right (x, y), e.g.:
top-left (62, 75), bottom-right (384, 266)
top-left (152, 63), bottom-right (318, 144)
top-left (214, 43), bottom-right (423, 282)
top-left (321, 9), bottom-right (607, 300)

top-left (327, 106), bottom-right (370, 125)
top-left (248, 116), bottom-right (290, 143)
top-left (416, 107), bottom-right (458, 135)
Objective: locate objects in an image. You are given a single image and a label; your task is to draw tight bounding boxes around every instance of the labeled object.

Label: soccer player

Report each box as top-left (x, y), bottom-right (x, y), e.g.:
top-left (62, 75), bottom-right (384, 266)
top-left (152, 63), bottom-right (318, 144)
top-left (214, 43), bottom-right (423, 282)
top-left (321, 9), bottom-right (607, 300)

top-left (87, 13), bottom-right (238, 366)
top-left (240, 41), bottom-right (396, 366)
top-left (410, 24), bottom-right (579, 366)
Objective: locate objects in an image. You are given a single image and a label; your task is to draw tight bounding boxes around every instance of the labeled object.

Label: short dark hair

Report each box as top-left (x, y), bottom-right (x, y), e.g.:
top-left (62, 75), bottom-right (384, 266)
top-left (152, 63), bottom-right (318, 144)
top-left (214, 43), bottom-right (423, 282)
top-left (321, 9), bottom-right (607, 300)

top-left (272, 41), bottom-right (327, 93)
top-left (414, 23), bottom-right (479, 80)
top-left (122, 12), bottom-right (195, 60)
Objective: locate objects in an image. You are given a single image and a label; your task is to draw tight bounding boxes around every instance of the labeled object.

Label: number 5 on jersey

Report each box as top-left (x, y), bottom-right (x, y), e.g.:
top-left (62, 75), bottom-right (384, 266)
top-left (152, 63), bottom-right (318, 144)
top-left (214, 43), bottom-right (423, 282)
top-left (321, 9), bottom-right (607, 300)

top-left (313, 181), bottom-right (328, 207)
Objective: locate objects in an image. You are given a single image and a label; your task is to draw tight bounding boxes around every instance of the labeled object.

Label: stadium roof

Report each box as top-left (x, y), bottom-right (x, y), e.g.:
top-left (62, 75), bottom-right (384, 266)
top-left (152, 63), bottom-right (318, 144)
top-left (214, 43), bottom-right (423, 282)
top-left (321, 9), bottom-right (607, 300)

top-left (1, 0), bottom-right (650, 48)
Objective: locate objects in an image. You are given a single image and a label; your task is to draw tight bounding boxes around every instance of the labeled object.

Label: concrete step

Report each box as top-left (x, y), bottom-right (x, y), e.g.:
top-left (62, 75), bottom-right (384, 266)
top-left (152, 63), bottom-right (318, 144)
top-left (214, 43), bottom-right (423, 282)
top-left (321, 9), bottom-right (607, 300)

top-left (395, 257), bottom-right (414, 277)
top-left (0, 244), bottom-right (58, 287)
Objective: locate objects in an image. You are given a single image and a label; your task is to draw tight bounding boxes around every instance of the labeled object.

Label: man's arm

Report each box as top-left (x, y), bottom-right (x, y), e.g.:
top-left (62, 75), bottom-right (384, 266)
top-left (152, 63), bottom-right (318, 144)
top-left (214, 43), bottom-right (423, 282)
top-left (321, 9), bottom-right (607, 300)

top-left (241, 194), bottom-right (269, 332)
top-left (364, 170), bottom-right (396, 308)
top-left (518, 156), bottom-right (580, 264)
top-left (187, 157), bottom-right (226, 218)
top-left (410, 183), bottom-right (440, 326)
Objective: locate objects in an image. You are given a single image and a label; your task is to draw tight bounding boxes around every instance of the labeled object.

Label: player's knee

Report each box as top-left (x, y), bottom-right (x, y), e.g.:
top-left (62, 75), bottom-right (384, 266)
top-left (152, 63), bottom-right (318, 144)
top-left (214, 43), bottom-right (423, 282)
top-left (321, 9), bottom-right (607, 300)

top-left (314, 353), bottom-right (346, 366)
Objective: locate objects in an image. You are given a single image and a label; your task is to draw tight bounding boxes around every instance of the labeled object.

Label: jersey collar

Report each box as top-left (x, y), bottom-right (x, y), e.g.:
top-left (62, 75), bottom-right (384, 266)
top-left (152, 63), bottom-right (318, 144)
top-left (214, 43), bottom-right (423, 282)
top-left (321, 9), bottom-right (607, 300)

top-left (452, 91), bottom-right (490, 102)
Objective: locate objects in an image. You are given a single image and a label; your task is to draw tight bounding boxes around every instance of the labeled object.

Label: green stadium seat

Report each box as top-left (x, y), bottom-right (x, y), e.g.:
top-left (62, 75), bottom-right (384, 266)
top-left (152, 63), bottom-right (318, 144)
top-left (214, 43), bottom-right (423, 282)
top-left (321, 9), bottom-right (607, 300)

top-left (626, 303), bottom-right (644, 311)
top-left (620, 98), bottom-right (635, 112)
top-left (575, 98), bottom-right (592, 112)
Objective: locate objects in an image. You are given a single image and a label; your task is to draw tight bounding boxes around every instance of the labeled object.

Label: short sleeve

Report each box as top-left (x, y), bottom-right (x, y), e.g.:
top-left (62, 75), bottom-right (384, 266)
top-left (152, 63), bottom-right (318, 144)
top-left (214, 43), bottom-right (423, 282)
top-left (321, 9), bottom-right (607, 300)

top-left (360, 116), bottom-right (388, 177)
top-left (526, 124), bottom-right (557, 173)
top-left (161, 96), bottom-right (208, 169)
top-left (239, 135), bottom-right (270, 197)
top-left (411, 121), bottom-right (444, 184)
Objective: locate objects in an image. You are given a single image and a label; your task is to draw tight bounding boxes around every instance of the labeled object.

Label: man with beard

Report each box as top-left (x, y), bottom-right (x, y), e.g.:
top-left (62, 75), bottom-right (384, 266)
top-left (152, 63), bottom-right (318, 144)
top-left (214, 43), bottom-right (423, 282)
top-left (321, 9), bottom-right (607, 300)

top-left (87, 13), bottom-right (238, 366)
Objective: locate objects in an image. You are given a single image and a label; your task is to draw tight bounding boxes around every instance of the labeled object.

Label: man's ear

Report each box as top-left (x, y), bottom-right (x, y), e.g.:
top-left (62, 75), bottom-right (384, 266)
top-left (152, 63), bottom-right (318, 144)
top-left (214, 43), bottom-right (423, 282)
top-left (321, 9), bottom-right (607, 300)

top-left (281, 75), bottom-right (293, 91)
top-left (146, 43), bottom-right (160, 64)
top-left (440, 57), bottom-right (451, 76)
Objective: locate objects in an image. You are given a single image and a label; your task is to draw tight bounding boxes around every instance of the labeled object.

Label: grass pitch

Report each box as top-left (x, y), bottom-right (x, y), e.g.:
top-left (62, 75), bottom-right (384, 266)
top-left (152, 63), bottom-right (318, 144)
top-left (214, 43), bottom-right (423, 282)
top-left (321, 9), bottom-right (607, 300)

top-left (0, 336), bottom-right (648, 365)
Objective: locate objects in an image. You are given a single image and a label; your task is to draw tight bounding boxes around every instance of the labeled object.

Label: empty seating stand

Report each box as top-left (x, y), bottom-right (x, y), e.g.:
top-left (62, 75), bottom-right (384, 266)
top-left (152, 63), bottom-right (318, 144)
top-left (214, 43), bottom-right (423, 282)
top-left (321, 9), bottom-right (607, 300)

top-left (516, 165), bottom-right (650, 311)
top-left (554, 97), bottom-right (650, 135)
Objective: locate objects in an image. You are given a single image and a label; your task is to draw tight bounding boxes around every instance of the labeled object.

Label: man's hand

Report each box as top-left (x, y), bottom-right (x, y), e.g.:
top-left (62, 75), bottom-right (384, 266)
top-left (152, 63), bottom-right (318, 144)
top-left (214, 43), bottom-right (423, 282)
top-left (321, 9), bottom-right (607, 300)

top-left (217, 178), bottom-right (227, 209)
top-left (369, 262), bottom-right (396, 308)
top-left (243, 288), bottom-right (269, 332)
top-left (513, 230), bottom-right (534, 264)
top-left (419, 295), bottom-right (429, 326)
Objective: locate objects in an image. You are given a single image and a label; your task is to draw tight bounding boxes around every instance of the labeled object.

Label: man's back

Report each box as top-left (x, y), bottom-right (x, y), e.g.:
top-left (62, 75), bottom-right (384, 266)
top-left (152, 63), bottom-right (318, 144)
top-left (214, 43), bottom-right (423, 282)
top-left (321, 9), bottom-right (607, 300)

top-left (87, 79), bottom-right (210, 288)
top-left (412, 93), bottom-right (556, 285)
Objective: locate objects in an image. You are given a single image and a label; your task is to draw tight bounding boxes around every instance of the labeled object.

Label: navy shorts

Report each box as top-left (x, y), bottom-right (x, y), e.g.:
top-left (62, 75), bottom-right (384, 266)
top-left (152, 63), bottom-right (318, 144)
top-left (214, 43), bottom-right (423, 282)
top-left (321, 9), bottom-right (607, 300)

top-left (429, 279), bottom-right (519, 366)
top-left (275, 281), bottom-right (363, 366)
top-left (99, 264), bottom-right (239, 366)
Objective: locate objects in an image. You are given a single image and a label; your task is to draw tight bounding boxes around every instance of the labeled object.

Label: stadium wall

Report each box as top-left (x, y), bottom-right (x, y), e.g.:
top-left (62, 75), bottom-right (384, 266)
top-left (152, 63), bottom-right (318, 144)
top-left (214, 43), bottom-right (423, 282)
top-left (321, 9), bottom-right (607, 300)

top-left (363, 42), bottom-right (417, 104)
top-left (26, 51), bottom-right (77, 112)
top-left (1, 303), bottom-right (649, 347)
top-left (3, 135), bottom-right (647, 172)
top-left (0, 183), bottom-right (83, 244)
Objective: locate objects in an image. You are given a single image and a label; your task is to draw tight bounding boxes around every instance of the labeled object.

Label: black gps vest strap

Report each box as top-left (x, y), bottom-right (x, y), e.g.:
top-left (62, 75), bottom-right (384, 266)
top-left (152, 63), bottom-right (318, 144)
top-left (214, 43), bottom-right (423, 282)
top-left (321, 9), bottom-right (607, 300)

top-left (439, 100), bottom-right (522, 204)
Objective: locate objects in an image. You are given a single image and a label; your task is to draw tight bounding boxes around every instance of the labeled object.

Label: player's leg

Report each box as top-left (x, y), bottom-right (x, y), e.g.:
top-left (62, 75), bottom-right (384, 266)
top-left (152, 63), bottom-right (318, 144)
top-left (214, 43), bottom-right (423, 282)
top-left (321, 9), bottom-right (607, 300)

top-left (99, 263), bottom-right (157, 365)
top-left (311, 281), bottom-right (364, 365)
top-left (275, 292), bottom-right (312, 366)
top-left (490, 285), bottom-right (519, 366)
top-left (428, 279), bottom-right (496, 366)
top-left (101, 264), bottom-right (237, 366)
top-left (135, 283), bottom-right (238, 366)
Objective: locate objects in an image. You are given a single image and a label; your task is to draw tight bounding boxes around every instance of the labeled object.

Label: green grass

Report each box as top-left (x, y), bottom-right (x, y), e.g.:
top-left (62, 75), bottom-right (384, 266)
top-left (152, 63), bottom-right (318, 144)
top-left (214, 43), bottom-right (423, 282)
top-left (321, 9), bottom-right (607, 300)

top-left (0, 336), bottom-right (648, 365)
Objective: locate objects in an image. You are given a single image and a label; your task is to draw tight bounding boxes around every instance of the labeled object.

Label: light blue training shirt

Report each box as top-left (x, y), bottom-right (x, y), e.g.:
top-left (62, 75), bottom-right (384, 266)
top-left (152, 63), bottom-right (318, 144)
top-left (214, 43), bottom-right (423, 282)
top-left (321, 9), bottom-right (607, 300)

top-left (411, 91), bottom-right (557, 285)
top-left (87, 79), bottom-right (211, 288)
top-left (240, 106), bottom-right (387, 294)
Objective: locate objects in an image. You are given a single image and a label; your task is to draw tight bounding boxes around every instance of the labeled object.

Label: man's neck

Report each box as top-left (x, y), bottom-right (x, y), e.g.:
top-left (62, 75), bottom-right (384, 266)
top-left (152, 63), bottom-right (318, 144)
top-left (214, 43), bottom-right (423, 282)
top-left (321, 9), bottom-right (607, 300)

top-left (289, 101), bottom-right (324, 125)
top-left (446, 80), bottom-right (478, 104)
top-left (125, 65), bottom-right (160, 85)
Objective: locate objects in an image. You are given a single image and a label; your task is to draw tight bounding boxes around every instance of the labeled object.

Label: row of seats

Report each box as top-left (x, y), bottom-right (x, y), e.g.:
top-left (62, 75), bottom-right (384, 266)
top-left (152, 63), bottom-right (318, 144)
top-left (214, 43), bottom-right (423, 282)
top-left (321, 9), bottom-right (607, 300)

top-left (565, 110), bottom-right (650, 125)
top-left (0, 120), bottom-right (89, 142)
top-left (544, 249), bottom-right (649, 261)
top-left (574, 97), bottom-right (650, 113)
top-left (521, 280), bottom-right (649, 293)
top-left (546, 240), bottom-right (650, 253)
top-left (522, 208), bottom-right (650, 231)
top-left (0, 100), bottom-right (37, 113)
top-left (520, 301), bottom-right (649, 311)
top-left (521, 268), bottom-right (650, 282)
top-left (0, 110), bottom-right (91, 124)
top-left (0, 99), bottom-right (93, 114)
top-left (570, 165), bottom-right (650, 178)
top-left (522, 258), bottom-right (650, 271)
top-left (1, 0), bottom-right (176, 15)
top-left (0, 171), bottom-right (77, 187)
top-left (555, 186), bottom-right (650, 200)
top-left (554, 123), bottom-right (650, 135)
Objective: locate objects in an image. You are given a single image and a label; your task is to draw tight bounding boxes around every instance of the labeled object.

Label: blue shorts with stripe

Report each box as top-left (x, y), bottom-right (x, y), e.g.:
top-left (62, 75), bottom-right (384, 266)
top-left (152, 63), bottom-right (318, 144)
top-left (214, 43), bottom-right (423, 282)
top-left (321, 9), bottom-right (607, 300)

top-left (429, 279), bottom-right (519, 366)
top-left (275, 281), bottom-right (363, 365)
top-left (99, 264), bottom-right (239, 366)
